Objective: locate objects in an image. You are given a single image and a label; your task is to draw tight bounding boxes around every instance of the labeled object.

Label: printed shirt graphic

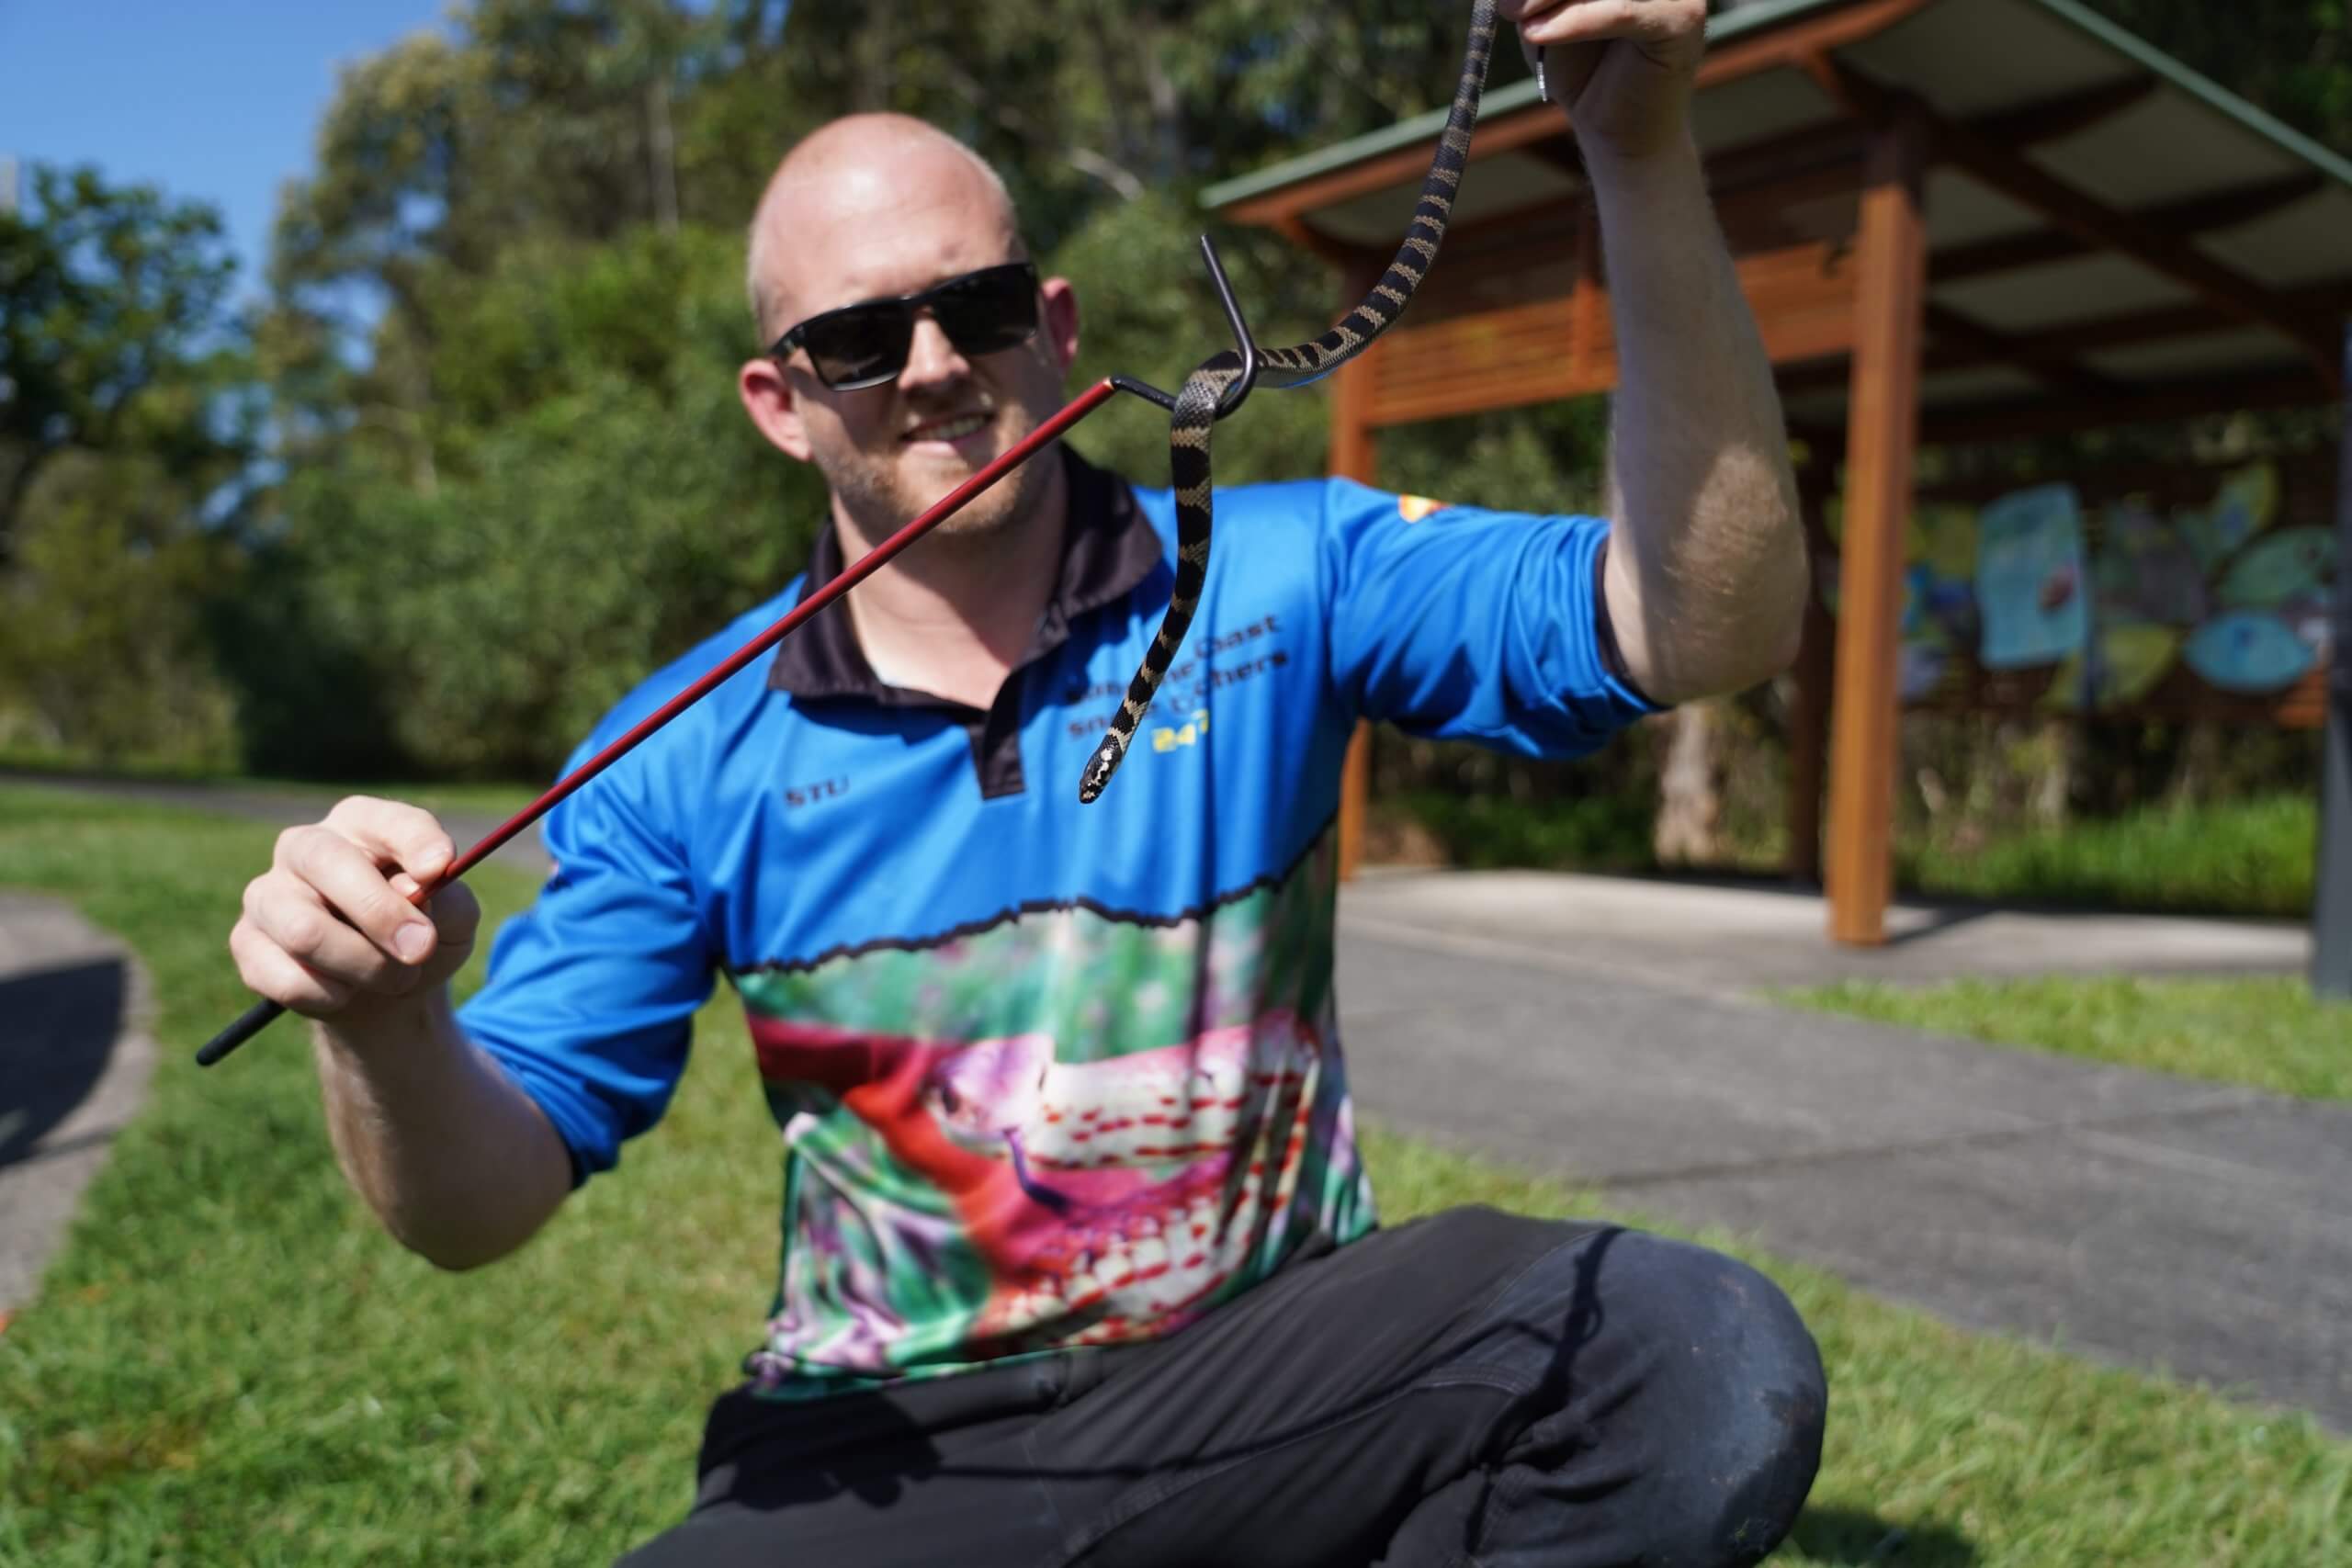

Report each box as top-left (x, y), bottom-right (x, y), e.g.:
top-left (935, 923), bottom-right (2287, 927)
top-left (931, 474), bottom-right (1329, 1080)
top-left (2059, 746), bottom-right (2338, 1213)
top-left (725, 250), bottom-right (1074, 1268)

top-left (456, 451), bottom-right (1659, 1398)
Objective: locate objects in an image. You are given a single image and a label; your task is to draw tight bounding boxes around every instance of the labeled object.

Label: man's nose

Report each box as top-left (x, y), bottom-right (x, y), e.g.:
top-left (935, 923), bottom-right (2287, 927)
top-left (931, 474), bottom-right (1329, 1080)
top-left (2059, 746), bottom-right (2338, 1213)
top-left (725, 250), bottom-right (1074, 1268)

top-left (899, 313), bottom-right (972, 390)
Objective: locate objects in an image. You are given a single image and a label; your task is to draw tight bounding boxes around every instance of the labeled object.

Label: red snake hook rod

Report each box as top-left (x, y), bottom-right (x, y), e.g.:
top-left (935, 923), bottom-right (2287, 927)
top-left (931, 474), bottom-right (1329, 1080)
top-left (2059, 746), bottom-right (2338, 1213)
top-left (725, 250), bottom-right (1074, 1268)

top-left (196, 379), bottom-right (1116, 1067)
top-left (196, 236), bottom-right (1270, 1067)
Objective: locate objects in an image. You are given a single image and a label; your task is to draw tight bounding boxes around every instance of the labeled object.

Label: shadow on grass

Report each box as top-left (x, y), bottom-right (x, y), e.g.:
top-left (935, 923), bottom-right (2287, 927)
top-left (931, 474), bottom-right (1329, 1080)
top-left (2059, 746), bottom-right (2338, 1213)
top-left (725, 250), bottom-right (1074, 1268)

top-left (1788, 1506), bottom-right (1977, 1565)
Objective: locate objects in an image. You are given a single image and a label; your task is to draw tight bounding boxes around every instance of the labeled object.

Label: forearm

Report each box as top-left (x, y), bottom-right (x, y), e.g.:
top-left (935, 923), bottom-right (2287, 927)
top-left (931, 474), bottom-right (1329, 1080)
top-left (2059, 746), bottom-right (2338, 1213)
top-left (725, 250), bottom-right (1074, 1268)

top-left (313, 989), bottom-right (573, 1270)
top-left (1589, 135), bottom-right (1806, 702)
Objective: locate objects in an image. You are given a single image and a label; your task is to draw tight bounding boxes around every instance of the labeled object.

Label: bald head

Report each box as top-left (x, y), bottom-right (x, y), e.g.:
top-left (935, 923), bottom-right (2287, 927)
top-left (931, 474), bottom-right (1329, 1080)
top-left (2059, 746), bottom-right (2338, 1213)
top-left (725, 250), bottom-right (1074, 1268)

top-left (746, 115), bottom-right (1025, 343)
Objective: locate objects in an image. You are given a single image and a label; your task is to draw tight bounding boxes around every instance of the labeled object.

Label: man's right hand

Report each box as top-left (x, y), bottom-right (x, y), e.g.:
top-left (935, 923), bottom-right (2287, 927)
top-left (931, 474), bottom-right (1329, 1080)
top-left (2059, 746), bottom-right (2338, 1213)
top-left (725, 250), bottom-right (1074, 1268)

top-left (231, 796), bottom-right (482, 1021)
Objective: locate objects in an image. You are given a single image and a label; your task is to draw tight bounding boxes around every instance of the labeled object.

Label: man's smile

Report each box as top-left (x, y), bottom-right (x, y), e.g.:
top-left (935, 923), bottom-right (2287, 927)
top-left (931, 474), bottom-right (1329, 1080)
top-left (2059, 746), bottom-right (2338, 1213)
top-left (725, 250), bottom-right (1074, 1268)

top-left (904, 411), bottom-right (992, 444)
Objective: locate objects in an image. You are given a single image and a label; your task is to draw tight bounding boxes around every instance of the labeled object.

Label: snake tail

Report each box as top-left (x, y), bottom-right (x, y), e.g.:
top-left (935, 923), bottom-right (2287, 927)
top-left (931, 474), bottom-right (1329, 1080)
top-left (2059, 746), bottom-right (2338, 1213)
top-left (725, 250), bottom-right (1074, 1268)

top-left (1079, 371), bottom-right (1222, 805)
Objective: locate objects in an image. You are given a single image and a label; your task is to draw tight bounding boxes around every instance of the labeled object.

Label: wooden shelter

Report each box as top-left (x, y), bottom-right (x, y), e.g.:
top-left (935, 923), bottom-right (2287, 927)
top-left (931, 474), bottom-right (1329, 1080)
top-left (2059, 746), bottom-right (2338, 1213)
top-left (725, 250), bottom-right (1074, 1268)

top-left (1204, 0), bottom-right (2352, 951)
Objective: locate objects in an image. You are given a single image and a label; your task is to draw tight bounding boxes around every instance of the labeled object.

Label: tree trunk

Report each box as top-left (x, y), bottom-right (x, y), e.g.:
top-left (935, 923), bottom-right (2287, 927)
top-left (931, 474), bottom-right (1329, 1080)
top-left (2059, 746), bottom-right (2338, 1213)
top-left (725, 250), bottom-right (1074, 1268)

top-left (1654, 703), bottom-right (1721, 866)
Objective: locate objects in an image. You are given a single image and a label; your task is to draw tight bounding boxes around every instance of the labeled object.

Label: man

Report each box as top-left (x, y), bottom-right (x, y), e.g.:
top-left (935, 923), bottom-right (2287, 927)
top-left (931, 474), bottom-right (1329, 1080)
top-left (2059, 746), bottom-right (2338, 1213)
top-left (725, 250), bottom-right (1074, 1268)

top-left (229, 2), bottom-right (1826, 1562)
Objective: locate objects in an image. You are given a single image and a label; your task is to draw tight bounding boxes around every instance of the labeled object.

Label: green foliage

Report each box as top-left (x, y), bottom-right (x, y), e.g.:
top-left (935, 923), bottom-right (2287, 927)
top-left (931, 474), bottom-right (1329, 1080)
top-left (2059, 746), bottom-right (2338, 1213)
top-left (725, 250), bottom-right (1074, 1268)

top-left (0, 162), bottom-right (253, 769)
top-left (2079, 0), bottom-right (2351, 152)
top-left (1378, 398), bottom-right (1614, 518)
top-left (0, 163), bottom-right (246, 557)
top-left (0, 454), bottom-right (243, 769)
top-left (1392, 785), bottom-right (1658, 873)
top-left (225, 227), bottom-right (824, 778)
top-left (1900, 794), bottom-right (2318, 918)
top-left (1054, 190), bottom-right (1334, 489)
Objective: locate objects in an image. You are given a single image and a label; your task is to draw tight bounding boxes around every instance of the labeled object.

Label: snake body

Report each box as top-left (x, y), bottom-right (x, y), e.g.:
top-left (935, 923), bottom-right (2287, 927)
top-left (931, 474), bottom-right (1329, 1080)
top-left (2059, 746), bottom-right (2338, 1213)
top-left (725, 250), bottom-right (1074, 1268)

top-left (1078, 1), bottom-right (1501, 804)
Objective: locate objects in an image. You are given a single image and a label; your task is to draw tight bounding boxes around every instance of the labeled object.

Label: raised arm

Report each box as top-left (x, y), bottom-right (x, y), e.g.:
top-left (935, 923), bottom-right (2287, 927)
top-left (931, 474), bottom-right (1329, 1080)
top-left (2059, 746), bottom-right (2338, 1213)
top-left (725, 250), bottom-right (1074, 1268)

top-left (1509, 0), bottom-right (1809, 704)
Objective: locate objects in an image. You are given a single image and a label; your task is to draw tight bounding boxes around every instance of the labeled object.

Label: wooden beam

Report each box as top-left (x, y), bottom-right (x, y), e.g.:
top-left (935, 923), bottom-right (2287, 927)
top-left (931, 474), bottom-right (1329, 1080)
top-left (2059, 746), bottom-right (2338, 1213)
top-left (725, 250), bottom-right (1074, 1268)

top-left (1364, 235), bottom-right (1860, 426)
top-left (1929, 173), bottom-right (2325, 286)
top-left (1917, 367), bottom-right (2337, 446)
top-left (1776, 273), bottom-right (2352, 395)
top-left (1815, 56), bottom-right (2341, 388)
top-left (1970, 73), bottom-right (2157, 148)
top-left (1272, 215), bottom-right (1383, 273)
top-left (1699, 75), bottom-right (2142, 210)
top-left (1826, 108), bottom-right (1930, 947)
top-left (1923, 301), bottom-right (2121, 397)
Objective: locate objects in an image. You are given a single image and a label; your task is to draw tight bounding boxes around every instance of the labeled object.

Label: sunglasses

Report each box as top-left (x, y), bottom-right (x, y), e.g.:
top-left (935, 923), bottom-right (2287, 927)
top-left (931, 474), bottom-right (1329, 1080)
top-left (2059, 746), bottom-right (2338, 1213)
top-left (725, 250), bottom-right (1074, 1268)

top-left (769, 262), bottom-right (1043, 391)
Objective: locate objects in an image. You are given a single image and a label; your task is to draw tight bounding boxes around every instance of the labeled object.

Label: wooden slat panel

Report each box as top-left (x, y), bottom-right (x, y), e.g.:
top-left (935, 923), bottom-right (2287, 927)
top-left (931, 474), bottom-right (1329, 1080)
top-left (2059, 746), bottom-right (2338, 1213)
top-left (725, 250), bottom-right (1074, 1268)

top-left (1363, 238), bottom-right (1860, 425)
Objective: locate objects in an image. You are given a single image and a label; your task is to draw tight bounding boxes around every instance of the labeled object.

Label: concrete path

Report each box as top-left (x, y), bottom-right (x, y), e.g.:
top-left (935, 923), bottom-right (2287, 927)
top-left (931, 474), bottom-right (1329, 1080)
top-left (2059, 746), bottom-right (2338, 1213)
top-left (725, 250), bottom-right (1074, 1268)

top-left (1333, 890), bottom-right (2349, 1433)
top-left (1342, 865), bottom-right (2312, 991)
top-left (0, 891), bottom-right (156, 1315)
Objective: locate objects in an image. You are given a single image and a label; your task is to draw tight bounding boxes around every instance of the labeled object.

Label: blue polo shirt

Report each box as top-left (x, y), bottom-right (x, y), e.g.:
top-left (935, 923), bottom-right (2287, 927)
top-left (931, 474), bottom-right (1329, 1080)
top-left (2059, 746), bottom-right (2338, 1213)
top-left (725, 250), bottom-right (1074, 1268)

top-left (457, 446), bottom-right (1660, 1393)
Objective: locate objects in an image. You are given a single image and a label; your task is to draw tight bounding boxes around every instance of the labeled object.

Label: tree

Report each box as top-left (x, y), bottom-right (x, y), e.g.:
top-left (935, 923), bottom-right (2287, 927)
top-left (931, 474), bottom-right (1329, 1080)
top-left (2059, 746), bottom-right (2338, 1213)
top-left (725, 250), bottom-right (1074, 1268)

top-left (2081, 0), bottom-right (2350, 153)
top-left (0, 163), bottom-right (245, 566)
top-left (0, 450), bottom-right (243, 765)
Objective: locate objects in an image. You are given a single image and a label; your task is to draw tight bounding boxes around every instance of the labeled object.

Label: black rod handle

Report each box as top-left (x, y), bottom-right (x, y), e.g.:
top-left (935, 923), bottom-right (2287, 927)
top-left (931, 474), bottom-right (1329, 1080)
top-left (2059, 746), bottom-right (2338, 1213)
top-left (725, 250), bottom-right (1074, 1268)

top-left (197, 997), bottom-right (288, 1067)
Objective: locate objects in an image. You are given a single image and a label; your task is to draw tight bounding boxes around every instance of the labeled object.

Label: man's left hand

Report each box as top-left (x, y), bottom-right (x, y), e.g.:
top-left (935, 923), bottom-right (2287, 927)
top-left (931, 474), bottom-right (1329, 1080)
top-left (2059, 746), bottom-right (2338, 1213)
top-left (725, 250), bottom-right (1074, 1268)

top-left (1501, 0), bottom-right (1708, 165)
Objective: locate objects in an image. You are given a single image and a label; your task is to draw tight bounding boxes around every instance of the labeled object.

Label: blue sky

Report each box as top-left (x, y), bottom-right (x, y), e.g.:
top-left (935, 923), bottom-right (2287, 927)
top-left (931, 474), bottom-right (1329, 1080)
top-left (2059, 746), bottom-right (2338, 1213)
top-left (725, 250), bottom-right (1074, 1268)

top-left (0, 0), bottom-right (447, 302)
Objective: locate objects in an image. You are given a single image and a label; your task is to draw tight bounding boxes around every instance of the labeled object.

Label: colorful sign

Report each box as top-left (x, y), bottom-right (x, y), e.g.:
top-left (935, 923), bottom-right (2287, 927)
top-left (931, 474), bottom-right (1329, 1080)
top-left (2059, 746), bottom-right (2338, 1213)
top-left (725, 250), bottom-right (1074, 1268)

top-left (1976, 484), bottom-right (2089, 671)
top-left (1822, 457), bottom-right (2335, 717)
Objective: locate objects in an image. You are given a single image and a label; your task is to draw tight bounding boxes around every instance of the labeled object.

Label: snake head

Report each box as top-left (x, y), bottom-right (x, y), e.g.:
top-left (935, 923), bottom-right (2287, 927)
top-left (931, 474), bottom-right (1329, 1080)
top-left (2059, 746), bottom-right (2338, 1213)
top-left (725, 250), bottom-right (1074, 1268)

top-left (1078, 737), bottom-right (1125, 804)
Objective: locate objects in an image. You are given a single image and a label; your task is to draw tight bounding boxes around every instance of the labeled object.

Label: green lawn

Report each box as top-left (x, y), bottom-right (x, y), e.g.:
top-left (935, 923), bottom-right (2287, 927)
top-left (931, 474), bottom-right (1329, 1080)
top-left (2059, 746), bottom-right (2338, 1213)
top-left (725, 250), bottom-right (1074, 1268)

top-left (0, 747), bottom-right (541, 822)
top-left (2, 784), bottom-right (2346, 1566)
top-left (1899, 795), bottom-right (2317, 920)
top-left (1781, 976), bottom-right (2352, 1104)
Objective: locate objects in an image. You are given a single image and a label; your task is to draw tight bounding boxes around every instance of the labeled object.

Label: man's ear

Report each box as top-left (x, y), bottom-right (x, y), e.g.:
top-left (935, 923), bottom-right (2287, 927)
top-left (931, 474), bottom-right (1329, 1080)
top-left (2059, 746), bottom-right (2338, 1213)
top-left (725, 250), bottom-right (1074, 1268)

top-left (1039, 276), bottom-right (1080, 374)
top-left (739, 356), bottom-right (816, 463)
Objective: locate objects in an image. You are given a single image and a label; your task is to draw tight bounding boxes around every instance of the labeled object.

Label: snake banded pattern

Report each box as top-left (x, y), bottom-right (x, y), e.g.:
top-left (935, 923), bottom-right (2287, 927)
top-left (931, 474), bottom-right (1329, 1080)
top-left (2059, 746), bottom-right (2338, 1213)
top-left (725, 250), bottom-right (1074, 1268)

top-left (1078, 0), bottom-right (1503, 804)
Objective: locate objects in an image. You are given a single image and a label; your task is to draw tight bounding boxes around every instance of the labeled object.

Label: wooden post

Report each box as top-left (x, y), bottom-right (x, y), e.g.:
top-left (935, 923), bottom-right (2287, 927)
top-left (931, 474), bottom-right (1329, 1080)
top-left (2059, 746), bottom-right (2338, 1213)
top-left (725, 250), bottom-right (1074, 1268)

top-left (1786, 454), bottom-right (1840, 886)
top-left (1329, 260), bottom-right (1384, 883)
top-left (1826, 110), bottom-right (1929, 945)
top-left (2313, 321), bottom-right (2352, 999)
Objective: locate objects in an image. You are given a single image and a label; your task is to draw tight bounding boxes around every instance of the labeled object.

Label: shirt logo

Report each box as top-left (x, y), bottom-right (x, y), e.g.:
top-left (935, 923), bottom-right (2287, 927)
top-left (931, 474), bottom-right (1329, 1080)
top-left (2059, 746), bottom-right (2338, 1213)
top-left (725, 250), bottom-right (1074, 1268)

top-left (784, 777), bottom-right (849, 808)
top-left (1150, 707), bottom-right (1211, 753)
top-left (1397, 494), bottom-right (1452, 524)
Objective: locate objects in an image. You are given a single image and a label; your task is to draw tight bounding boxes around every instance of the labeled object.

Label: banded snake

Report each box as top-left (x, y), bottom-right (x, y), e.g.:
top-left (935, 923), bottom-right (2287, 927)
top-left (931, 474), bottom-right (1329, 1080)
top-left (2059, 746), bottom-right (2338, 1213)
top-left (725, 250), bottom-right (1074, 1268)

top-left (1078, 0), bottom-right (1508, 803)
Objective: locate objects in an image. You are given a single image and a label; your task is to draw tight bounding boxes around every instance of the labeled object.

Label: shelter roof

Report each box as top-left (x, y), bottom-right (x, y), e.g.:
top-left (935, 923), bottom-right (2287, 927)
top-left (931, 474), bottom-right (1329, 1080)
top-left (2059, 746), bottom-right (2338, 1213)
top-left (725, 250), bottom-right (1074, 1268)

top-left (1205, 0), bottom-right (2352, 443)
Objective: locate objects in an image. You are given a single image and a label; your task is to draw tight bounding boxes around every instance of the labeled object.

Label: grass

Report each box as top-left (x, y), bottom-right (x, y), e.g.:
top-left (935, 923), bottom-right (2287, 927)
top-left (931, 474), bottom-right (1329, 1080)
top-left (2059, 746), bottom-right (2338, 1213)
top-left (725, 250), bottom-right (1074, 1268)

top-left (6, 748), bottom-right (2318, 919)
top-left (0, 746), bottom-right (541, 822)
top-left (1, 783), bottom-right (2346, 1566)
top-left (1779, 975), bottom-right (2352, 1104)
top-left (1378, 788), bottom-right (2317, 920)
top-left (1898, 795), bottom-right (2317, 920)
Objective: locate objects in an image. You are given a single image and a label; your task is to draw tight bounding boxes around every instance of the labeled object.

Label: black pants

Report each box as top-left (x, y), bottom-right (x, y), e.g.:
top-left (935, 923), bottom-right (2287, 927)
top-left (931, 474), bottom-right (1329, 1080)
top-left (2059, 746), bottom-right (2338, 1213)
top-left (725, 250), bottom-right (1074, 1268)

top-left (617, 1206), bottom-right (1827, 1566)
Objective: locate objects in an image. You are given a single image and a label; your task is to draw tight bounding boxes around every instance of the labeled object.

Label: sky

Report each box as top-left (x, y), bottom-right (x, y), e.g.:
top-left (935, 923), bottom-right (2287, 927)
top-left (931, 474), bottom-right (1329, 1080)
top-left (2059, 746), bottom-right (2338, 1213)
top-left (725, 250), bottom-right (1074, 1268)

top-left (0, 0), bottom-right (448, 302)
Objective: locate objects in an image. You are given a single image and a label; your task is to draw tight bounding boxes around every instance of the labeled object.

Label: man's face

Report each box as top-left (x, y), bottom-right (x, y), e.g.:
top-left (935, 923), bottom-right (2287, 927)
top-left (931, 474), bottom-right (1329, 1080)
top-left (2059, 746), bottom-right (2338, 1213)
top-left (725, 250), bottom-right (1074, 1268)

top-left (740, 151), bottom-right (1080, 541)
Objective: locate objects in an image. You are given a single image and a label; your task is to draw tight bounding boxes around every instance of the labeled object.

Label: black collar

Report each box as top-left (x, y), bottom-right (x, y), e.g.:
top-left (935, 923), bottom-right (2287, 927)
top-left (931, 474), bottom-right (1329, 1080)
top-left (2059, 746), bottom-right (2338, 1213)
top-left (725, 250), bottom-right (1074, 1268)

top-left (767, 446), bottom-right (1163, 708)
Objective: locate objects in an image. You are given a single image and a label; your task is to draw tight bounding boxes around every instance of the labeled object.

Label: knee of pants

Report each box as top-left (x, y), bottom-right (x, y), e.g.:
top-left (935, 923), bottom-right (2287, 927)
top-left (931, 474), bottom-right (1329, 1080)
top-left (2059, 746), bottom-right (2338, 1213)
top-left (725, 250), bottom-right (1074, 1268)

top-left (1623, 1236), bottom-right (1828, 1563)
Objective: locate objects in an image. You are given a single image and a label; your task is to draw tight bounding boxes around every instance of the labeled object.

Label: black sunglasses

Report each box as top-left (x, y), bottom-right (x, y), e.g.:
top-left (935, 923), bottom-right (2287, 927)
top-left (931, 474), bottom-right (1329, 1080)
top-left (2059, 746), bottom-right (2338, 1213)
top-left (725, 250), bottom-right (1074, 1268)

top-left (769, 262), bottom-right (1042, 391)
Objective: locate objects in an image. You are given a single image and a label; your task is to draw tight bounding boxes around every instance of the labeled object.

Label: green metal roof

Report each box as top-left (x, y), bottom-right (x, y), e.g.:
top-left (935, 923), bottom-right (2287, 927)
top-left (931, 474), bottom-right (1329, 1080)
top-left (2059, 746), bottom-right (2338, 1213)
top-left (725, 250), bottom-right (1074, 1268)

top-left (1202, 0), bottom-right (2352, 214)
